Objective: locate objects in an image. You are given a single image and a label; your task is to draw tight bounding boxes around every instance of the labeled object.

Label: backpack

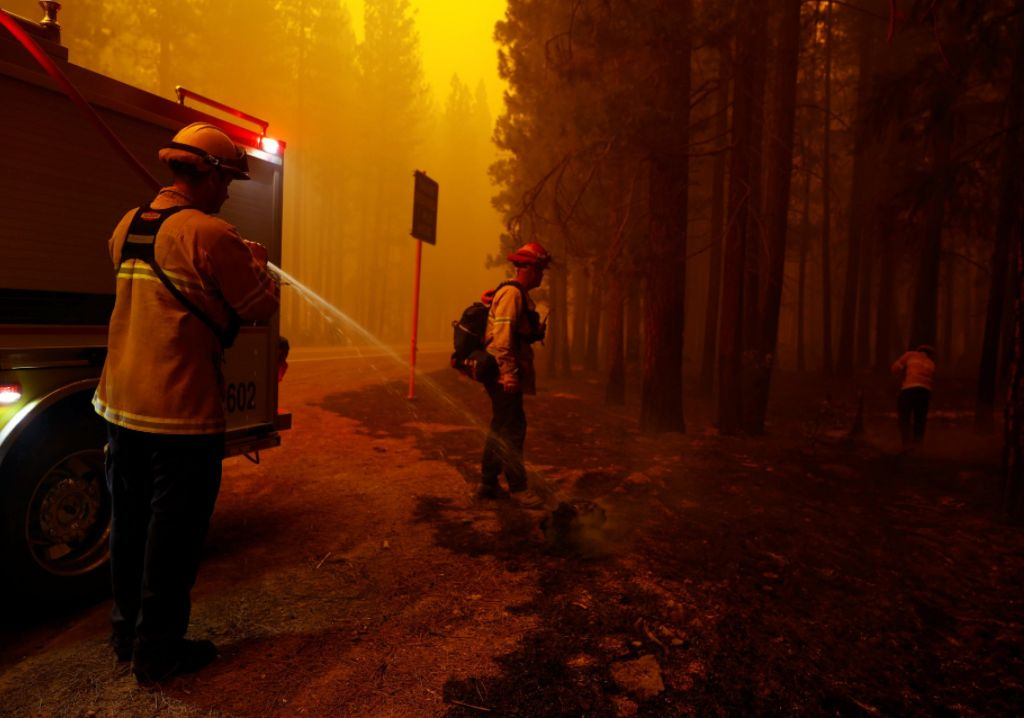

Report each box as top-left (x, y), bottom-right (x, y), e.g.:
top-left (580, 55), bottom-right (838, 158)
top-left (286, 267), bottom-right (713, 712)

top-left (121, 205), bottom-right (241, 348)
top-left (450, 281), bottom-right (526, 382)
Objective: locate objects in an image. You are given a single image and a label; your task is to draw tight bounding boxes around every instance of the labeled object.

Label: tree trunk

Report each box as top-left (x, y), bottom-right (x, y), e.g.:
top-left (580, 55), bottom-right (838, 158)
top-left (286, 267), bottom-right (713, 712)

top-left (797, 171), bottom-right (811, 373)
top-left (641, 156), bottom-right (688, 433)
top-left (584, 263), bottom-right (603, 371)
top-left (941, 260), bottom-right (955, 366)
top-left (962, 246), bottom-right (975, 366)
top-left (739, 14), bottom-right (768, 433)
top-left (874, 213), bottom-right (895, 371)
top-left (836, 5), bottom-right (878, 376)
top-left (855, 223), bottom-right (875, 369)
top-left (604, 173), bottom-right (627, 402)
top-left (718, 2), bottom-right (760, 435)
top-left (380, 242), bottom-right (395, 340)
top-left (551, 228), bottom-right (572, 378)
top-left (546, 256), bottom-right (569, 379)
top-left (571, 259), bottom-right (589, 365)
top-left (977, 21), bottom-right (1024, 428)
top-left (820, 0), bottom-right (834, 375)
top-left (909, 109), bottom-right (953, 349)
top-left (1006, 222), bottom-right (1024, 523)
top-left (699, 45), bottom-right (729, 395)
top-left (626, 276), bottom-right (642, 366)
top-left (639, 0), bottom-right (691, 434)
top-left (741, 33), bottom-right (766, 371)
top-left (605, 272), bottom-right (626, 405)
top-left (557, 264), bottom-right (572, 377)
top-left (854, 7), bottom-right (886, 372)
top-left (368, 182), bottom-right (385, 338)
top-left (748, 0), bottom-right (801, 433)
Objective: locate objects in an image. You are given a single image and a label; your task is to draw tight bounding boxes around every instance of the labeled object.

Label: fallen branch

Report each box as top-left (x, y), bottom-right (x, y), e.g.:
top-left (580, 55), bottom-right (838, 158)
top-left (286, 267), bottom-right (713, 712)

top-left (448, 698), bottom-right (492, 712)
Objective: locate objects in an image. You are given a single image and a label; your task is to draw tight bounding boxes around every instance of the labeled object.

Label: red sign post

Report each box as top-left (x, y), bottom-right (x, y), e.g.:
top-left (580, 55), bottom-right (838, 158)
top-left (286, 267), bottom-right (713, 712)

top-left (408, 170), bottom-right (438, 399)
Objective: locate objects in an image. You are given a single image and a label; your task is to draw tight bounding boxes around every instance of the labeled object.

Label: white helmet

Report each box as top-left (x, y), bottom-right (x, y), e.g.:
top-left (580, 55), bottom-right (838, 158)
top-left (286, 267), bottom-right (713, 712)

top-left (158, 122), bottom-right (250, 180)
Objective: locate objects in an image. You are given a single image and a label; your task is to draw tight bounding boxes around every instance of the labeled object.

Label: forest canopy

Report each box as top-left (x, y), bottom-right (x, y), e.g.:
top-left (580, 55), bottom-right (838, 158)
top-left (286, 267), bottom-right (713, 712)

top-left (487, 0), bottom-right (1024, 516)
top-left (5, 0), bottom-right (1023, 518)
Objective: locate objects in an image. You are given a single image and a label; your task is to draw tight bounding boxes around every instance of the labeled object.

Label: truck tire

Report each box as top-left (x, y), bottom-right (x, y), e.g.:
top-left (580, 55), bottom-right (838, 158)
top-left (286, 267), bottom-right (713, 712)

top-left (0, 400), bottom-right (110, 602)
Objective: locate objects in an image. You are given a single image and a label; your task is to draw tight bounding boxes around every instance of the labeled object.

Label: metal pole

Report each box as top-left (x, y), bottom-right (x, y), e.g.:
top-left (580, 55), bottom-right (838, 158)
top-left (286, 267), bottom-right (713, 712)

top-left (408, 240), bottom-right (423, 399)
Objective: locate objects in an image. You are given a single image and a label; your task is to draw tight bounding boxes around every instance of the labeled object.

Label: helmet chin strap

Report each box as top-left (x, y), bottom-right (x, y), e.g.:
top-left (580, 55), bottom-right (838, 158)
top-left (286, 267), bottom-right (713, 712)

top-left (167, 141), bottom-right (221, 168)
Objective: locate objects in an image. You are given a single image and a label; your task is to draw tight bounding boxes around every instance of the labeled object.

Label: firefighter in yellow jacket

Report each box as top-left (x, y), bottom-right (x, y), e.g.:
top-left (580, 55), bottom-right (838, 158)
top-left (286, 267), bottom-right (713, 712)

top-left (478, 242), bottom-right (551, 509)
top-left (93, 123), bottom-right (279, 683)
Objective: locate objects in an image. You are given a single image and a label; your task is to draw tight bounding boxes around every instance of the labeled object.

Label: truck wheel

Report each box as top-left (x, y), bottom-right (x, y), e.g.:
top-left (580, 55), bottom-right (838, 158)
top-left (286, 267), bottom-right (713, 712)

top-left (1, 403), bottom-right (110, 601)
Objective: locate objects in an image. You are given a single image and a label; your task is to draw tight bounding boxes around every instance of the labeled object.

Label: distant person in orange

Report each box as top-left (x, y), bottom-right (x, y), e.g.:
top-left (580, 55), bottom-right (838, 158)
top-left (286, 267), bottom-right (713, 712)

top-left (891, 344), bottom-right (936, 449)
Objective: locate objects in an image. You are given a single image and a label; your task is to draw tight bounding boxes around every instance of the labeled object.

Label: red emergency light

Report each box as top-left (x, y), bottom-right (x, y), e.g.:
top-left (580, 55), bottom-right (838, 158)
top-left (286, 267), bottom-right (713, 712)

top-left (175, 86), bottom-right (285, 155)
top-left (259, 136), bottom-right (281, 155)
top-left (0, 382), bottom-right (22, 404)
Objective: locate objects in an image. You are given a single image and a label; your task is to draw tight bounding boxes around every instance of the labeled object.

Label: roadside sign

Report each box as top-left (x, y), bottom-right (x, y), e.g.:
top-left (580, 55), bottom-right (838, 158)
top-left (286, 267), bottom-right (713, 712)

top-left (411, 170), bottom-right (439, 245)
top-left (408, 170), bottom-right (438, 399)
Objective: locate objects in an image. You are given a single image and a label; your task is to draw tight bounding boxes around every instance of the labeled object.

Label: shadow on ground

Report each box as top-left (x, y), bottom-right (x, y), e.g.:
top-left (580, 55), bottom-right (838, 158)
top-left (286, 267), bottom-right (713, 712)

top-left (317, 369), bottom-right (1023, 716)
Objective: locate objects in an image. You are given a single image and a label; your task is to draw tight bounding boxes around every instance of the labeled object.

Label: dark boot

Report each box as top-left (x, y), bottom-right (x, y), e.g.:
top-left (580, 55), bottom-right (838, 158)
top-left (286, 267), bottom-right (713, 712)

top-left (476, 483), bottom-right (507, 500)
top-left (109, 631), bottom-right (134, 662)
top-left (132, 638), bottom-right (218, 684)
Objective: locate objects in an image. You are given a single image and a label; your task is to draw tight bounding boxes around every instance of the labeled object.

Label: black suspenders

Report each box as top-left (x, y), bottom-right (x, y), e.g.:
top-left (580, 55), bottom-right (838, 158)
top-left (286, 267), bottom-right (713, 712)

top-left (120, 206), bottom-right (239, 348)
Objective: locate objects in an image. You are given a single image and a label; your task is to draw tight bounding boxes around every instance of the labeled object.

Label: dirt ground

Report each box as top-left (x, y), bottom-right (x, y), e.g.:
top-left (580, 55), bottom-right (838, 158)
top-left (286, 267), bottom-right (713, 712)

top-left (1, 348), bottom-right (1021, 717)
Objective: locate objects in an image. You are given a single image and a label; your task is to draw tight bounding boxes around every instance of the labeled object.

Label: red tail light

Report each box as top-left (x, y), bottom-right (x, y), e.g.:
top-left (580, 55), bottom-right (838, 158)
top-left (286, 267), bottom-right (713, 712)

top-left (0, 383), bottom-right (22, 404)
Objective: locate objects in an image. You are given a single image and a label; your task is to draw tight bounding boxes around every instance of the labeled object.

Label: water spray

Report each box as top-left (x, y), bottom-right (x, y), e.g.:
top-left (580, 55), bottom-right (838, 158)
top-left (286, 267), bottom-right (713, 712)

top-left (268, 262), bottom-right (605, 539)
top-left (267, 262), bottom-right (289, 286)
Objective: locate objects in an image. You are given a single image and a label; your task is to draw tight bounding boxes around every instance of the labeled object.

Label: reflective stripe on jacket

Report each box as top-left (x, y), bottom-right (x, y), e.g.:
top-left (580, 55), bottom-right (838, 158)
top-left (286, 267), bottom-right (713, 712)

top-left (485, 283), bottom-right (536, 394)
top-left (93, 189), bottom-right (279, 434)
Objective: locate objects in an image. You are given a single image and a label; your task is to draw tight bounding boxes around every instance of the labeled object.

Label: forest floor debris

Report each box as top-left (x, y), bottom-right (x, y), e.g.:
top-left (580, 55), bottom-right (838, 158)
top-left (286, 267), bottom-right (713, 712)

top-left (0, 364), bottom-right (1020, 717)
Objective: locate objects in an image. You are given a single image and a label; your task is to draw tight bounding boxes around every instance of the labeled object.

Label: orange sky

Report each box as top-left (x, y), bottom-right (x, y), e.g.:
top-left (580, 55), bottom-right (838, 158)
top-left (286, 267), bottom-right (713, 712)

top-left (4, 0), bottom-right (509, 110)
top-left (348, 0), bottom-right (508, 111)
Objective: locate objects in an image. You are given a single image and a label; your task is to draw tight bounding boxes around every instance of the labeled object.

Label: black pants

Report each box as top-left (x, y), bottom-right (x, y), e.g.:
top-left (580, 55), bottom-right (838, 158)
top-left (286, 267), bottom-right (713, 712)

top-left (481, 382), bottom-right (527, 492)
top-left (105, 423), bottom-right (224, 649)
top-left (897, 387), bottom-right (931, 447)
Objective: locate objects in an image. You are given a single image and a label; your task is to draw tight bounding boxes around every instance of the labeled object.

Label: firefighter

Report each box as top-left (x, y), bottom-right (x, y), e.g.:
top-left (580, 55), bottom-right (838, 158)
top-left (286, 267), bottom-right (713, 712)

top-left (478, 241), bottom-right (551, 509)
top-left (891, 344), bottom-right (937, 450)
top-left (93, 122), bottom-right (280, 683)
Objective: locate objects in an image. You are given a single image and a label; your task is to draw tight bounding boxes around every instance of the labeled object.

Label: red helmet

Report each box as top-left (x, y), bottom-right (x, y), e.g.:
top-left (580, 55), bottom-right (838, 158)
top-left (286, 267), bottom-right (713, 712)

top-left (507, 241), bottom-right (553, 269)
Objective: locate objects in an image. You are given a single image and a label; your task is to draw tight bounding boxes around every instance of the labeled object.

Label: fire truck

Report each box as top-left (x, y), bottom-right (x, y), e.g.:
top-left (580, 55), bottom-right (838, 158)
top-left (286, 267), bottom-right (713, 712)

top-left (0, 5), bottom-right (289, 599)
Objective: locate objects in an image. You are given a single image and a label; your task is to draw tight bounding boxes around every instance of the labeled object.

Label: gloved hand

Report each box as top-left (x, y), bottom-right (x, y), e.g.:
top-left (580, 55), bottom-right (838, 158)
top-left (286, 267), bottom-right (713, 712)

top-left (243, 239), bottom-right (269, 267)
top-left (500, 373), bottom-right (521, 394)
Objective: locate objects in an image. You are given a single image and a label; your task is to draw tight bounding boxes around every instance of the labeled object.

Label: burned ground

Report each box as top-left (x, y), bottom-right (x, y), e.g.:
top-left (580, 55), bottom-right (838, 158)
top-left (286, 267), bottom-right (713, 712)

top-left (0, 355), bottom-right (1020, 717)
